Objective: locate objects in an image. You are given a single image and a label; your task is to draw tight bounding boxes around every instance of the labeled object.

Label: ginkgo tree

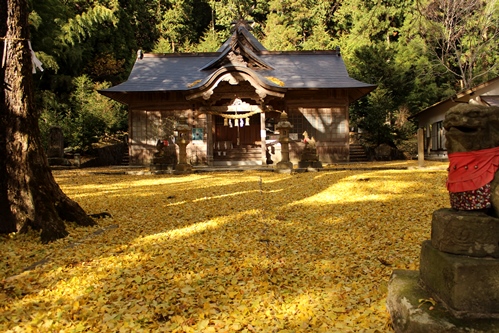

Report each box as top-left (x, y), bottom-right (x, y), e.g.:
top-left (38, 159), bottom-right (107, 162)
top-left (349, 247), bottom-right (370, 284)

top-left (417, 0), bottom-right (499, 89)
top-left (0, 0), bottom-right (95, 242)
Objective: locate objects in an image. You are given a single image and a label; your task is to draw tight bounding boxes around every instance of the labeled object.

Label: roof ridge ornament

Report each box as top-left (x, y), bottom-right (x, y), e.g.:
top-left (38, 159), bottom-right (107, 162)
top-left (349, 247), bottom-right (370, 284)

top-left (230, 19), bottom-right (254, 32)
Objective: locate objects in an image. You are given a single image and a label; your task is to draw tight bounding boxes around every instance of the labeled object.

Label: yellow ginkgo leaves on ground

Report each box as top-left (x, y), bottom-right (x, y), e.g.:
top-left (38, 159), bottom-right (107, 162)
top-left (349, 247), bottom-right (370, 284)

top-left (0, 162), bottom-right (449, 332)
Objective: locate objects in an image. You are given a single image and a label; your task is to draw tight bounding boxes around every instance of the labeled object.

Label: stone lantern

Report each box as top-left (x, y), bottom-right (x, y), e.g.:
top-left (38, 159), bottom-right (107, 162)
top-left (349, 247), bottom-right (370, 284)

top-left (174, 115), bottom-right (192, 173)
top-left (275, 111), bottom-right (293, 172)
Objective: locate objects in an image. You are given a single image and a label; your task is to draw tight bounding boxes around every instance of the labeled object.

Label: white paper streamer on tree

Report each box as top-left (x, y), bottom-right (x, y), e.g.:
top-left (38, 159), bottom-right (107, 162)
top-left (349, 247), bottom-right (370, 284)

top-left (1, 39), bottom-right (6, 68)
top-left (28, 40), bottom-right (43, 73)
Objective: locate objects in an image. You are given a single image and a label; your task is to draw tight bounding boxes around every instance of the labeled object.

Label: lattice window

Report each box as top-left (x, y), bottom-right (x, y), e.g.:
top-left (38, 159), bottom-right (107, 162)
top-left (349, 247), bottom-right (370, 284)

top-left (287, 107), bottom-right (347, 141)
top-left (431, 121), bottom-right (446, 150)
top-left (131, 111), bottom-right (147, 145)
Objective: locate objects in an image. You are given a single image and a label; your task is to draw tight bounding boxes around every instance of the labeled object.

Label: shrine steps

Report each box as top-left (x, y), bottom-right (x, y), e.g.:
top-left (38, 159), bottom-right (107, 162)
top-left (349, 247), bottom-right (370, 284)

top-left (349, 144), bottom-right (368, 162)
top-left (213, 146), bottom-right (263, 166)
top-left (121, 149), bottom-right (130, 165)
top-left (213, 160), bottom-right (263, 166)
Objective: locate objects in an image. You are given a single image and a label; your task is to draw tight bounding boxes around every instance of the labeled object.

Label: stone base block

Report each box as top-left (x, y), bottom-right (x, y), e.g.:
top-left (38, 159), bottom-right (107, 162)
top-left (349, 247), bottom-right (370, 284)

top-left (387, 269), bottom-right (499, 332)
top-left (274, 168), bottom-right (292, 174)
top-left (150, 164), bottom-right (175, 171)
top-left (431, 208), bottom-right (499, 258)
top-left (420, 240), bottom-right (499, 317)
top-left (275, 161), bottom-right (293, 173)
top-left (174, 163), bottom-right (192, 173)
top-left (297, 160), bottom-right (322, 169)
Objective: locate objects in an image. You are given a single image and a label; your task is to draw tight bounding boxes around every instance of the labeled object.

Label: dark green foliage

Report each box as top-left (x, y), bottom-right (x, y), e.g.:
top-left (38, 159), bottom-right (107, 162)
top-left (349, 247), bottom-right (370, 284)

top-left (38, 76), bottom-right (127, 151)
top-left (348, 44), bottom-right (416, 146)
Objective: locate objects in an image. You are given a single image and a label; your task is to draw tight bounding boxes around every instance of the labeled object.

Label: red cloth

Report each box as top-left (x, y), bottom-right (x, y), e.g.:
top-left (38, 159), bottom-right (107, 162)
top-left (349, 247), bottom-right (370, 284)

top-left (447, 146), bottom-right (499, 193)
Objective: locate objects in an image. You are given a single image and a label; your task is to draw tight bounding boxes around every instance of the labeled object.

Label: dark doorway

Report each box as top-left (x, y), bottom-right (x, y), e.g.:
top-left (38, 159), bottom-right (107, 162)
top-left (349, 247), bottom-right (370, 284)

top-left (214, 113), bottom-right (261, 147)
top-left (213, 113), bottom-right (262, 163)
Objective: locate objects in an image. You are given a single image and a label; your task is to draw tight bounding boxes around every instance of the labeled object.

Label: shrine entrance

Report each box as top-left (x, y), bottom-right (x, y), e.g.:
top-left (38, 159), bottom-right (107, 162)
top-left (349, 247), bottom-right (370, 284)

top-left (214, 112), bottom-right (261, 147)
top-left (201, 99), bottom-right (267, 166)
top-left (213, 112), bottom-right (262, 164)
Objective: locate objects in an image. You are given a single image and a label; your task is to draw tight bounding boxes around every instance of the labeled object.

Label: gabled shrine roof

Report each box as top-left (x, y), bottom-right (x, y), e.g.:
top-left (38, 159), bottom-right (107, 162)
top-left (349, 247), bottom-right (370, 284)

top-left (100, 23), bottom-right (376, 103)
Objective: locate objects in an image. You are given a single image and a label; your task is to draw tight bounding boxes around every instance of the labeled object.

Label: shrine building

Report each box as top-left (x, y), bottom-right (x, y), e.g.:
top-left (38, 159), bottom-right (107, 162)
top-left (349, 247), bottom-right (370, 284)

top-left (100, 22), bottom-right (376, 167)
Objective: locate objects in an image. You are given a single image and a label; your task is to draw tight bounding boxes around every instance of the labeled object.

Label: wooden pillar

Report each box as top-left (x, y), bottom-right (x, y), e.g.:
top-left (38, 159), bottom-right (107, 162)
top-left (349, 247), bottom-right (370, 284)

top-left (260, 112), bottom-right (266, 166)
top-left (426, 125), bottom-right (432, 156)
top-left (128, 108), bottom-right (134, 164)
top-left (207, 114), bottom-right (213, 166)
top-left (418, 127), bottom-right (425, 167)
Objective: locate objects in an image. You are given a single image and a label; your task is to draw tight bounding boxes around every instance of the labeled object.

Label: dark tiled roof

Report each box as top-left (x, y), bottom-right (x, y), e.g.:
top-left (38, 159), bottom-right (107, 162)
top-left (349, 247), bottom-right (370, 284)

top-left (106, 54), bottom-right (220, 92)
top-left (259, 52), bottom-right (372, 89)
top-left (103, 52), bottom-right (374, 92)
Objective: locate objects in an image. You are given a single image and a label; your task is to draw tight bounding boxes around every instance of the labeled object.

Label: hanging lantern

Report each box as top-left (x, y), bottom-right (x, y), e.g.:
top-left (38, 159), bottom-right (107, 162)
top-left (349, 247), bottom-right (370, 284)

top-left (229, 119), bottom-right (233, 128)
top-left (240, 119), bottom-right (244, 127)
top-left (245, 117), bottom-right (250, 126)
top-left (224, 118), bottom-right (228, 126)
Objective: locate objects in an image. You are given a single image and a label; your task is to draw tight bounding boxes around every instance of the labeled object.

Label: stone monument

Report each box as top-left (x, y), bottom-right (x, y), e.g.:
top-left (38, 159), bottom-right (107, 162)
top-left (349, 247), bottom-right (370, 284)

top-left (47, 127), bottom-right (70, 166)
top-left (298, 131), bottom-right (322, 169)
top-left (387, 104), bottom-right (499, 332)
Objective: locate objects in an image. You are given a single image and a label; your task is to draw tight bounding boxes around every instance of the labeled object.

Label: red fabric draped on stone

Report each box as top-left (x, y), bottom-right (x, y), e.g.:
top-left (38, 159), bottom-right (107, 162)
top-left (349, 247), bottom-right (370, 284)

top-left (447, 146), bottom-right (499, 193)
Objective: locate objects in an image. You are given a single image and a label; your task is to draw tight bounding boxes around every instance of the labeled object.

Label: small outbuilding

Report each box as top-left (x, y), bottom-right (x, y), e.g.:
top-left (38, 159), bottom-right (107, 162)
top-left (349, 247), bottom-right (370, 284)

top-left (100, 21), bottom-right (376, 166)
top-left (411, 76), bottom-right (499, 160)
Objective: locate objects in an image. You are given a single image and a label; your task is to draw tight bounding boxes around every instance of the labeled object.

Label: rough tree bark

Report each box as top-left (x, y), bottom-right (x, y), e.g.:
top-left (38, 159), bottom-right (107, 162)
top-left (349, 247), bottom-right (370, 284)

top-left (0, 0), bottom-right (96, 242)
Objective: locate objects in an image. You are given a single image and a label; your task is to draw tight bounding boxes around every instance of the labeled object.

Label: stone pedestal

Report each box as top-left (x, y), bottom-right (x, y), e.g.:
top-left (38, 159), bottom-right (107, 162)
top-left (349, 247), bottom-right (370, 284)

top-left (298, 147), bottom-right (322, 169)
top-left (174, 162), bottom-right (192, 173)
top-left (388, 209), bottom-right (499, 332)
top-left (420, 240), bottom-right (499, 317)
top-left (298, 161), bottom-right (322, 169)
top-left (275, 161), bottom-right (293, 173)
top-left (387, 270), bottom-right (499, 333)
top-left (431, 208), bottom-right (499, 258)
top-left (175, 140), bottom-right (192, 173)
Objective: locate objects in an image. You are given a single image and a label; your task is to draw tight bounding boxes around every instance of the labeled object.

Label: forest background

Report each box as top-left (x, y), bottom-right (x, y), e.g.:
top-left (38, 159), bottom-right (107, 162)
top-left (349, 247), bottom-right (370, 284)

top-left (30, 0), bottom-right (499, 152)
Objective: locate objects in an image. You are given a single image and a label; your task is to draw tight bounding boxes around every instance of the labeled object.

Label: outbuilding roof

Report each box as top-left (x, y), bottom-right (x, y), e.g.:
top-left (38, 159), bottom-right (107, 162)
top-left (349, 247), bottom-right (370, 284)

top-left (410, 76), bottom-right (499, 122)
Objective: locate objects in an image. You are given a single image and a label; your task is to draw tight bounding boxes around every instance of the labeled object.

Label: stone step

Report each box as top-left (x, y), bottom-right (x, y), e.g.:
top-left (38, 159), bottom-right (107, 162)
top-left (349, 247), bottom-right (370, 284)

top-left (213, 160), bottom-right (263, 166)
top-left (121, 150), bottom-right (130, 165)
top-left (214, 146), bottom-right (262, 161)
top-left (349, 144), bottom-right (368, 162)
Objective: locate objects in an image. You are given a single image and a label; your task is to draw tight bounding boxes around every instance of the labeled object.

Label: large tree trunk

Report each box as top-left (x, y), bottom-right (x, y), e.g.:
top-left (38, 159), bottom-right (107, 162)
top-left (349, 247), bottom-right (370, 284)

top-left (0, 0), bottom-right (95, 242)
